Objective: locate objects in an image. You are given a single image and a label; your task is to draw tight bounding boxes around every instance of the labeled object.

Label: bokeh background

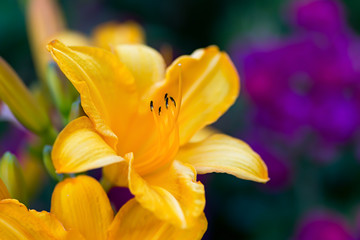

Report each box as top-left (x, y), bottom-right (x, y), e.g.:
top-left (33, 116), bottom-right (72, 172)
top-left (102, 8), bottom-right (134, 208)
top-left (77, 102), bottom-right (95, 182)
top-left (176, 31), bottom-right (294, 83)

top-left (2, 0), bottom-right (360, 239)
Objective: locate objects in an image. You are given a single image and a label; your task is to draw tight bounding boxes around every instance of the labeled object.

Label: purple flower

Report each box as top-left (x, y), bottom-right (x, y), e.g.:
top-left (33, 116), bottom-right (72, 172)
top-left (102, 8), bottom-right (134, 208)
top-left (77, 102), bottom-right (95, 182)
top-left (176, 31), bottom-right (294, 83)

top-left (236, 0), bottom-right (360, 151)
top-left (295, 211), bottom-right (355, 240)
top-left (291, 0), bottom-right (345, 34)
top-left (108, 187), bottom-right (133, 211)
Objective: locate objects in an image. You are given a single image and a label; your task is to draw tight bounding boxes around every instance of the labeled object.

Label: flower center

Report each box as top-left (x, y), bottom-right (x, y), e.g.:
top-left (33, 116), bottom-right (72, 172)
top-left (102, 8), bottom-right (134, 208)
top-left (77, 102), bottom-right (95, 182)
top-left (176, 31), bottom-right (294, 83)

top-left (116, 66), bottom-right (183, 175)
top-left (131, 92), bottom-right (180, 175)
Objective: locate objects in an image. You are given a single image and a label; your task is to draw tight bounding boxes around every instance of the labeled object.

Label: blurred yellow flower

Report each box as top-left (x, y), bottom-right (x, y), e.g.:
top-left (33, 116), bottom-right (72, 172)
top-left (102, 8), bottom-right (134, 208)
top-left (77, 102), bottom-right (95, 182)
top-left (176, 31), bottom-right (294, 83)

top-left (27, 0), bottom-right (144, 82)
top-left (0, 176), bottom-right (205, 239)
top-left (47, 40), bottom-right (269, 229)
top-left (92, 21), bottom-right (145, 50)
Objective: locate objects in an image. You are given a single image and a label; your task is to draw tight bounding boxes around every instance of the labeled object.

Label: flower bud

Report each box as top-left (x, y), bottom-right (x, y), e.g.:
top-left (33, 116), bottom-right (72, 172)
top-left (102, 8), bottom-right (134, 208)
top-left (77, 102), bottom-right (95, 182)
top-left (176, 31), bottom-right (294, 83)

top-left (0, 152), bottom-right (26, 203)
top-left (0, 58), bottom-right (51, 134)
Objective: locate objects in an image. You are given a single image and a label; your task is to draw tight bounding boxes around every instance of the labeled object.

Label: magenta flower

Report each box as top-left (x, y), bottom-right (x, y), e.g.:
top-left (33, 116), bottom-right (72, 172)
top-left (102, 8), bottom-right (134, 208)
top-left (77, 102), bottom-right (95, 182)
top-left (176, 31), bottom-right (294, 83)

top-left (295, 211), bottom-right (355, 240)
top-left (237, 0), bottom-right (360, 150)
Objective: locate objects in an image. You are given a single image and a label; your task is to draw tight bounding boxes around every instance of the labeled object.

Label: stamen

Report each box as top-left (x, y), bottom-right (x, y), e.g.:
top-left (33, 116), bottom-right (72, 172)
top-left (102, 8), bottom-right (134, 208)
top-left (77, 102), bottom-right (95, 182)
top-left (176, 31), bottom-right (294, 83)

top-left (170, 96), bottom-right (176, 107)
top-left (150, 101), bottom-right (154, 111)
top-left (134, 64), bottom-right (183, 175)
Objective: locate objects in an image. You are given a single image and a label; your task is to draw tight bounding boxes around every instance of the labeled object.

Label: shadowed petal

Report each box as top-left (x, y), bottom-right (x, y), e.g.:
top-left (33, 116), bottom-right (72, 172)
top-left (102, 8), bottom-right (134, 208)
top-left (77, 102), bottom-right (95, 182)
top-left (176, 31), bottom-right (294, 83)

top-left (127, 153), bottom-right (205, 228)
top-left (103, 161), bottom-right (129, 187)
top-left (108, 199), bottom-right (207, 240)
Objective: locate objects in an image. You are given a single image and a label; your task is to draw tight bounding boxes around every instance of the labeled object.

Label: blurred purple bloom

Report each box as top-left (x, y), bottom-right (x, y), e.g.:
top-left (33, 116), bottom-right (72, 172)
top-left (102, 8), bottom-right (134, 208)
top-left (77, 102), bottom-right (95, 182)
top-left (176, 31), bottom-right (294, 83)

top-left (236, 0), bottom-right (360, 154)
top-left (295, 211), bottom-right (355, 240)
top-left (0, 104), bottom-right (28, 156)
top-left (108, 187), bottom-right (133, 211)
top-left (291, 0), bottom-right (345, 34)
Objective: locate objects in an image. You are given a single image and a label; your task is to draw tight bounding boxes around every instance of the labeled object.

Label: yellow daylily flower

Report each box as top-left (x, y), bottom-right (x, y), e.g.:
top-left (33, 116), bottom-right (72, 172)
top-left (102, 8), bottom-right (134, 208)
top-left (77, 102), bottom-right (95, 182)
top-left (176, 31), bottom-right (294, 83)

top-left (0, 176), bottom-right (206, 239)
top-left (48, 40), bottom-right (269, 229)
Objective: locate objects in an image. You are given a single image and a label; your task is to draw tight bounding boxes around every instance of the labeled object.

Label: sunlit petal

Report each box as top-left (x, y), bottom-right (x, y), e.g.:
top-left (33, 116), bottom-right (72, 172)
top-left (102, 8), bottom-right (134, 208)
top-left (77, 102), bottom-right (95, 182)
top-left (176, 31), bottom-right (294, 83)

top-left (51, 175), bottom-right (113, 240)
top-left (188, 126), bottom-right (219, 143)
top-left (52, 116), bottom-right (123, 173)
top-left (114, 44), bottom-right (166, 96)
top-left (47, 40), bottom-right (138, 148)
top-left (177, 134), bottom-right (269, 183)
top-left (166, 46), bottom-right (240, 145)
top-left (108, 199), bottom-right (207, 240)
top-left (0, 199), bottom-right (84, 240)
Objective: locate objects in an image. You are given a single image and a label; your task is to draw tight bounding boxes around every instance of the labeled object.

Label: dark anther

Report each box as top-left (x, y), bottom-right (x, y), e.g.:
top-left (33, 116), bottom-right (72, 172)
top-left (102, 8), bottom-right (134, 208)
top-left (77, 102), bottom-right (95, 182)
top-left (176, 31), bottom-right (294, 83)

top-left (165, 97), bottom-right (169, 109)
top-left (164, 93), bottom-right (168, 100)
top-left (158, 106), bottom-right (162, 115)
top-left (150, 101), bottom-right (154, 111)
top-left (170, 97), bottom-right (176, 107)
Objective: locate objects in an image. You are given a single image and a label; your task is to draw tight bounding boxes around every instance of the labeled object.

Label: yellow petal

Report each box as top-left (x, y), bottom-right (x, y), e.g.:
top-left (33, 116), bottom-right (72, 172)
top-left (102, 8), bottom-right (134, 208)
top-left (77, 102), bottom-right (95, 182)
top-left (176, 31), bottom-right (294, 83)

top-left (0, 178), bottom-right (10, 200)
top-left (52, 116), bottom-right (123, 173)
top-left (188, 126), bottom-right (219, 143)
top-left (166, 46), bottom-right (240, 145)
top-left (0, 199), bottom-right (84, 240)
top-left (47, 40), bottom-right (137, 148)
top-left (92, 21), bottom-right (145, 50)
top-left (127, 153), bottom-right (205, 228)
top-left (114, 44), bottom-right (166, 96)
top-left (51, 175), bottom-right (113, 240)
top-left (108, 199), bottom-right (207, 240)
top-left (29, 210), bottom-right (85, 240)
top-left (103, 161), bottom-right (129, 187)
top-left (177, 134), bottom-right (269, 183)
